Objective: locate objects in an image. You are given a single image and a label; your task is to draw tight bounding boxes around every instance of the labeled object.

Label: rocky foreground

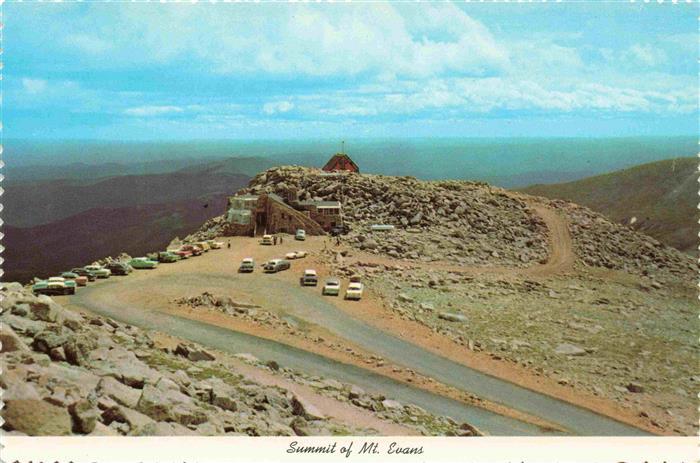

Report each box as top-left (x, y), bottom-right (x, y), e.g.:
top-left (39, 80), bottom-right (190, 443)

top-left (0, 283), bottom-right (477, 436)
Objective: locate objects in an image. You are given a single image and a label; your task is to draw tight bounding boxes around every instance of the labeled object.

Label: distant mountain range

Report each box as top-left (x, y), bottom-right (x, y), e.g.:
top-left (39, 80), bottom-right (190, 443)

top-left (5, 166), bottom-right (254, 228)
top-left (4, 196), bottom-right (232, 283)
top-left (520, 157), bottom-right (697, 254)
top-left (4, 162), bottom-right (253, 282)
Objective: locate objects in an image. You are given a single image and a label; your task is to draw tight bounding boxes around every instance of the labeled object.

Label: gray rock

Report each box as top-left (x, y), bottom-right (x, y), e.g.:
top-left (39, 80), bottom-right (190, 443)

top-left (29, 295), bottom-right (60, 322)
top-left (234, 353), bottom-right (260, 364)
top-left (69, 399), bottom-right (99, 434)
top-left (3, 399), bottom-right (73, 435)
top-left (89, 347), bottom-right (160, 388)
top-left (626, 382), bottom-right (645, 393)
top-left (438, 312), bottom-right (468, 323)
top-left (33, 330), bottom-right (69, 354)
top-left (348, 385), bottom-right (365, 400)
top-left (291, 395), bottom-right (324, 421)
top-left (137, 378), bottom-right (207, 426)
top-left (554, 343), bottom-right (587, 356)
top-left (97, 376), bottom-right (141, 409)
top-left (0, 325), bottom-right (30, 353)
top-left (381, 399), bottom-right (403, 410)
top-left (103, 405), bottom-right (156, 435)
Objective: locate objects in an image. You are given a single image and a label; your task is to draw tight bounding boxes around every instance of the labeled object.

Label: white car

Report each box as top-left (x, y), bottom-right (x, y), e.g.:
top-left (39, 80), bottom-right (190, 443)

top-left (285, 250), bottom-right (308, 260)
top-left (239, 257), bottom-right (255, 273)
top-left (322, 278), bottom-right (341, 296)
top-left (295, 229), bottom-right (306, 241)
top-left (261, 235), bottom-right (273, 246)
top-left (84, 265), bottom-right (111, 278)
top-left (344, 282), bottom-right (364, 300)
top-left (301, 269), bottom-right (318, 286)
top-left (207, 240), bottom-right (224, 249)
top-left (47, 277), bottom-right (76, 295)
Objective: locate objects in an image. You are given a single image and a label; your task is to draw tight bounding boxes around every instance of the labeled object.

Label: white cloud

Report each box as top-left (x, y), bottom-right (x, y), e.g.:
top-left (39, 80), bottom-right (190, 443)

top-left (262, 101), bottom-right (294, 115)
top-left (123, 105), bottom-right (184, 117)
top-left (65, 34), bottom-right (111, 54)
top-left (627, 44), bottom-right (667, 67)
top-left (22, 78), bottom-right (48, 94)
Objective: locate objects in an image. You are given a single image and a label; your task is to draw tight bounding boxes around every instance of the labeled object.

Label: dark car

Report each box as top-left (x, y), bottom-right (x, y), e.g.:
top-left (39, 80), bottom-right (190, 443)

top-left (71, 267), bottom-right (97, 281)
top-left (106, 262), bottom-right (132, 275)
top-left (330, 224), bottom-right (350, 236)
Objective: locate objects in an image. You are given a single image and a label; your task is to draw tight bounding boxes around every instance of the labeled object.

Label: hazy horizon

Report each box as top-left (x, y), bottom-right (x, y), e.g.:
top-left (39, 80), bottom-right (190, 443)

top-left (7, 136), bottom-right (696, 189)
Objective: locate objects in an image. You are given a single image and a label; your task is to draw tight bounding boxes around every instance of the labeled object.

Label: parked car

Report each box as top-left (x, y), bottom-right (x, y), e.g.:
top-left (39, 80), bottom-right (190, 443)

top-left (181, 244), bottom-right (203, 256)
top-left (84, 265), bottom-right (111, 279)
top-left (344, 282), bottom-right (364, 300)
top-left (61, 271), bottom-right (79, 280)
top-left (196, 241), bottom-right (211, 252)
top-left (74, 276), bottom-right (88, 286)
top-left (71, 267), bottom-right (97, 281)
top-left (261, 235), bottom-right (273, 246)
top-left (207, 240), bottom-right (224, 249)
top-left (295, 229), bottom-right (306, 241)
top-left (106, 262), bottom-right (132, 275)
top-left (263, 259), bottom-right (291, 273)
top-left (285, 250), bottom-right (307, 260)
top-left (129, 257), bottom-right (159, 269)
top-left (330, 224), bottom-right (350, 236)
top-left (157, 251), bottom-right (181, 263)
top-left (300, 269), bottom-right (318, 286)
top-left (239, 257), bottom-right (255, 273)
top-left (172, 249), bottom-right (193, 259)
top-left (32, 280), bottom-right (52, 296)
top-left (47, 277), bottom-right (76, 295)
top-left (322, 278), bottom-right (341, 296)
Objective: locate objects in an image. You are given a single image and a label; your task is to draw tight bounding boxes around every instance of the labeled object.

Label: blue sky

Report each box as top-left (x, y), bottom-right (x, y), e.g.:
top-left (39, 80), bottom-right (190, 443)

top-left (6, 2), bottom-right (698, 139)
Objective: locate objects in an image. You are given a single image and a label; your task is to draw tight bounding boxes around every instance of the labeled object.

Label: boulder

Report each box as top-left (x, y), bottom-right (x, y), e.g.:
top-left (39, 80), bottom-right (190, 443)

top-left (102, 405), bottom-right (156, 435)
top-left (89, 347), bottom-right (160, 388)
top-left (29, 295), bottom-right (60, 322)
top-left (438, 312), bottom-right (468, 323)
top-left (69, 399), bottom-right (99, 434)
top-left (0, 325), bottom-right (30, 353)
top-left (626, 382), bottom-right (645, 393)
top-left (291, 395), bottom-right (324, 421)
top-left (554, 343), bottom-right (587, 356)
top-left (1, 314), bottom-right (47, 336)
top-left (3, 399), bottom-right (73, 435)
top-left (137, 378), bottom-right (207, 426)
top-left (381, 399), bottom-right (403, 410)
top-left (174, 342), bottom-right (215, 361)
top-left (32, 330), bottom-right (69, 354)
top-left (348, 385), bottom-right (365, 400)
top-left (97, 376), bottom-right (141, 408)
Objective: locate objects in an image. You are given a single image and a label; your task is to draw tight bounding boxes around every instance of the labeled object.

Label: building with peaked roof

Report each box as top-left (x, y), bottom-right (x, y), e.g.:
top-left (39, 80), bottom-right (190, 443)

top-left (322, 153), bottom-right (359, 173)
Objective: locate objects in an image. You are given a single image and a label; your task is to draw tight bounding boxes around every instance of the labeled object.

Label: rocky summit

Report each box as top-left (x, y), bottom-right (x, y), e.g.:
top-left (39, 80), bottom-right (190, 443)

top-left (197, 166), bottom-right (694, 281)
top-left (226, 166), bottom-right (551, 266)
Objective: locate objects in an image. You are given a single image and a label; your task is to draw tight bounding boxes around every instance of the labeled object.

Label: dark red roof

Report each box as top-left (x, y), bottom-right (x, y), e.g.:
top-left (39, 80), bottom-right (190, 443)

top-left (322, 153), bottom-right (359, 173)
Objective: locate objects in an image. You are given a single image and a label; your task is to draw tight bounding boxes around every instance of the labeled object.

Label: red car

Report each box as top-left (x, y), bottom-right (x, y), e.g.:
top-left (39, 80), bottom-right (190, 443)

top-left (180, 245), bottom-right (203, 256)
top-left (173, 249), bottom-right (193, 259)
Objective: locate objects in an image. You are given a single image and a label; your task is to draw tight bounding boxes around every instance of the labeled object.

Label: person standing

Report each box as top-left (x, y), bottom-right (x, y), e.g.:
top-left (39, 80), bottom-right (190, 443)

top-left (273, 236), bottom-right (278, 245)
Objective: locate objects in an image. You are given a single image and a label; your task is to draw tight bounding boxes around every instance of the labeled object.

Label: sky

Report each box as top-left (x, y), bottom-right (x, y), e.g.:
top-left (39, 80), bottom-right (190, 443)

top-left (6, 2), bottom-right (699, 140)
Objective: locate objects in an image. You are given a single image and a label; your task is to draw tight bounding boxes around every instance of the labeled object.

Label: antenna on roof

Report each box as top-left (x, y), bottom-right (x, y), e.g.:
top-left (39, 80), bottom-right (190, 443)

top-left (341, 140), bottom-right (345, 154)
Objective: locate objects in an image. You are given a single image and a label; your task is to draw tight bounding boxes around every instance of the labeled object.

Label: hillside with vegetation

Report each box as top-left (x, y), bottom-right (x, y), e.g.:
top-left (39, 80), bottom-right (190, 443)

top-left (519, 157), bottom-right (697, 254)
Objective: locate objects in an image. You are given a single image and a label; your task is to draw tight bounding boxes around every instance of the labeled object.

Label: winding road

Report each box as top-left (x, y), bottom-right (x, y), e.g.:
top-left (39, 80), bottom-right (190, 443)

top-left (65, 204), bottom-right (648, 436)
